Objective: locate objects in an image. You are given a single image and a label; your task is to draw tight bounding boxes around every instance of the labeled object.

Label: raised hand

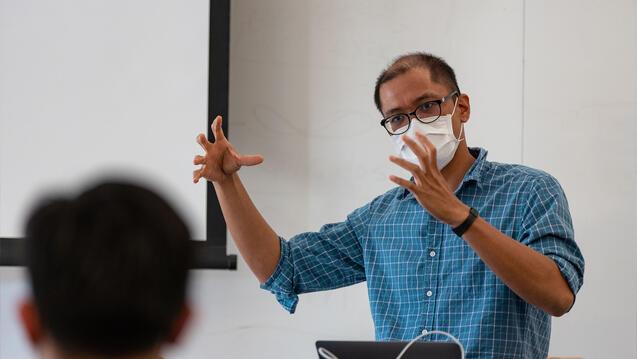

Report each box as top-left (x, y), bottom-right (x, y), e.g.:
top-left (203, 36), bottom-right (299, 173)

top-left (388, 131), bottom-right (468, 227)
top-left (193, 116), bottom-right (264, 184)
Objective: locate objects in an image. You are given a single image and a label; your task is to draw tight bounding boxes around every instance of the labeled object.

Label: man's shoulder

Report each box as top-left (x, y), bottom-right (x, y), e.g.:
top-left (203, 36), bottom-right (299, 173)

top-left (351, 186), bottom-right (405, 216)
top-left (483, 160), bottom-right (561, 188)
top-left (370, 186), bottom-right (405, 207)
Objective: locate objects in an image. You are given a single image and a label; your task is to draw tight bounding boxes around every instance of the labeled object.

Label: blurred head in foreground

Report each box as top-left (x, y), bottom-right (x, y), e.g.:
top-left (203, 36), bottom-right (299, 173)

top-left (19, 181), bottom-right (193, 359)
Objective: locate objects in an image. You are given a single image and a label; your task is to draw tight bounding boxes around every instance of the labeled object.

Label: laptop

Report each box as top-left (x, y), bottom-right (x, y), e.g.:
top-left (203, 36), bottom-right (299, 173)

top-left (315, 340), bottom-right (462, 359)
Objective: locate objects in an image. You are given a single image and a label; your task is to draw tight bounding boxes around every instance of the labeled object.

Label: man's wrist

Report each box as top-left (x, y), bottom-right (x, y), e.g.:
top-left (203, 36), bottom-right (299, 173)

top-left (447, 203), bottom-right (470, 227)
top-left (452, 207), bottom-right (479, 237)
top-left (212, 172), bottom-right (240, 191)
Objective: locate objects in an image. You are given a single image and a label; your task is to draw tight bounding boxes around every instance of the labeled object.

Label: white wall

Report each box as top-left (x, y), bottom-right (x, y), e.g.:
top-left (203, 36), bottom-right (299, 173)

top-left (1, 0), bottom-right (636, 358)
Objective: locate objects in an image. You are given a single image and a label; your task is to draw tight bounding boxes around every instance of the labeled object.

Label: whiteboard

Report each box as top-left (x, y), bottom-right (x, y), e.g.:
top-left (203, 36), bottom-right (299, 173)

top-left (0, 0), bottom-right (210, 239)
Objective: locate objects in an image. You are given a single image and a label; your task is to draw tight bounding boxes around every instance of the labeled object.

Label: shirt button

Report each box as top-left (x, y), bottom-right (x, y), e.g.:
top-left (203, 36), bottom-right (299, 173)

top-left (426, 290), bottom-right (433, 297)
top-left (429, 251), bottom-right (436, 257)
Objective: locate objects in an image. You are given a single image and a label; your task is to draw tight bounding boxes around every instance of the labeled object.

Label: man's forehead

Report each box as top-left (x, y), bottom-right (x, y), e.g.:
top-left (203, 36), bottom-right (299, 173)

top-left (379, 68), bottom-right (446, 115)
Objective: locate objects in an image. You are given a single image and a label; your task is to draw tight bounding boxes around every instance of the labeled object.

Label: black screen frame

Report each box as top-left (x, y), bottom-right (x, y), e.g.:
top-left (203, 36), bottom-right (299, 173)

top-left (0, 0), bottom-right (236, 270)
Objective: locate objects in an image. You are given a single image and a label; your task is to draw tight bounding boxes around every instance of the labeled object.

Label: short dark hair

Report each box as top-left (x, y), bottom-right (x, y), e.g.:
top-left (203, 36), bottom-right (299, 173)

top-left (24, 181), bottom-right (192, 356)
top-left (374, 52), bottom-right (461, 114)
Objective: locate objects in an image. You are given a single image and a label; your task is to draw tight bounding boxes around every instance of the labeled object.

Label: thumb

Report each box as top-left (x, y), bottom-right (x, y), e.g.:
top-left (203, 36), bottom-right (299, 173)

top-left (238, 154), bottom-right (264, 167)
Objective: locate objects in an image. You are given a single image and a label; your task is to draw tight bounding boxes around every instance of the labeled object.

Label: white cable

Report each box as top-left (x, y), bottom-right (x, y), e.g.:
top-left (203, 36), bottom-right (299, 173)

top-left (395, 330), bottom-right (465, 359)
top-left (317, 347), bottom-right (339, 359)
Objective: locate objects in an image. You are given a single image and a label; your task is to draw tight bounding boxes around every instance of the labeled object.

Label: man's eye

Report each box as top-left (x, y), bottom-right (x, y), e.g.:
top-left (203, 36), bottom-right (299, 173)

top-left (420, 102), bottom-right (433, 110)
top-left (390, 116), bottom-right (404, 123)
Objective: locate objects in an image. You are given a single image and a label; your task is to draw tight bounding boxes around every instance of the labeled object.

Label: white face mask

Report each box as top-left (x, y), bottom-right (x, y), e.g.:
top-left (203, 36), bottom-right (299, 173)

top-left (390, 98), bottom-right (463, 170)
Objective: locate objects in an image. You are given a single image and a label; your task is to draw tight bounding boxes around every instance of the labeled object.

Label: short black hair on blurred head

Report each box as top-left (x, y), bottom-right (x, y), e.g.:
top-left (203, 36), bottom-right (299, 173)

top-left (374, 52), bottom-right (461, 114)
top-left (24, 181), bottom-right (192, 356)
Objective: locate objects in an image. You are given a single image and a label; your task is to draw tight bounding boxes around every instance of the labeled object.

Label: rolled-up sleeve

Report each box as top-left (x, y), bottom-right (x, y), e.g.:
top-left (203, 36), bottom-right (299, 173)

top-left (260, 203), bottom-right (370, 313)
top-left (520, 174), bottom-right (585, 304)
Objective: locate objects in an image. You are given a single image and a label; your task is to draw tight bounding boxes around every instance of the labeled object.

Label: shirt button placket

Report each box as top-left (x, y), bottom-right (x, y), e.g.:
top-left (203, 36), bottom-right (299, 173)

top-left (425, 251), bottom-right (436, 299)
top-left (422, 218), bottom-right (438, 336)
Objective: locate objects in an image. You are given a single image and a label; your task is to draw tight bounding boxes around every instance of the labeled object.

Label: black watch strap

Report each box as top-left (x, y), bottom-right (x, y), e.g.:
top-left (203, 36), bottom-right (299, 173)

top-left (452, 207), bottom-right (479, 237)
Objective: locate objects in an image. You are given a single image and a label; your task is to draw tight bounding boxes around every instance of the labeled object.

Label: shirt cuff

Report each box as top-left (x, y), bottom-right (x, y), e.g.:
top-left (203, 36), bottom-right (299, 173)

top-left (260, 236), bottom-right (299, 313)
top-left (546, 253), bottom-right (583, 311)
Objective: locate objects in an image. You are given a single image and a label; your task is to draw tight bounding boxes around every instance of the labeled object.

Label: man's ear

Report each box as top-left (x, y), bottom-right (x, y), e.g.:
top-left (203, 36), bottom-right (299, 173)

top-left (18, 298), bottom-right (43, 346)
top-left (167, 304), bottom-right (191, 344)
top-left (457, 93), bottom-right (471, 123)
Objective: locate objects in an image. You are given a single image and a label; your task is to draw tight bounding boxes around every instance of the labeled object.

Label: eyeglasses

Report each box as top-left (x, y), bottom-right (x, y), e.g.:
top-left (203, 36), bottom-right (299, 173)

top-left (380, 91), bottom-right (459, 135)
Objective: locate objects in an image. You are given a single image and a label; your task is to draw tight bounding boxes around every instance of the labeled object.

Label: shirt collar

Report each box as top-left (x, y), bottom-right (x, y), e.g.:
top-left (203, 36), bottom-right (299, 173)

top-left (399, 147), bottom-right (489, 200)
top-left (461, 147), bottom-right (488, 190)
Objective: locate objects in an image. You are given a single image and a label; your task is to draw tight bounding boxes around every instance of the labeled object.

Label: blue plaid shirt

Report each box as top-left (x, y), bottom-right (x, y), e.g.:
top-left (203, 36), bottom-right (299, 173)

top-left (261, 147), bottom-right (585, 359)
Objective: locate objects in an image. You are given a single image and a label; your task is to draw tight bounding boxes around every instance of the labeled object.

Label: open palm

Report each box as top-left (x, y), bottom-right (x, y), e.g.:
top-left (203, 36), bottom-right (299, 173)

top-left (193, 116), bottom-right (263, 183)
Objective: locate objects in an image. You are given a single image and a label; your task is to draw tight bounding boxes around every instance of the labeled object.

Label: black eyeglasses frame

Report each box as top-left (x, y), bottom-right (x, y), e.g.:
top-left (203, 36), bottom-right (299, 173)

top-left (379, 91), bottom-right (459, 135)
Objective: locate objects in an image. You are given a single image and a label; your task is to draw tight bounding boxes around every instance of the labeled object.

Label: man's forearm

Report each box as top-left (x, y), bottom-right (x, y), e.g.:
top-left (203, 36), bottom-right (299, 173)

top-left (462, 216), bottom-right (574, 316)
top-left (213, 173), bottom-right (281, 284)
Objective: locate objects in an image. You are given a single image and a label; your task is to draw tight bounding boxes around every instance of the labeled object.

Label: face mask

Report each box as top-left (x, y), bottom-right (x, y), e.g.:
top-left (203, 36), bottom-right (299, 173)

top-left (390, 98), bottom-right (463, 170)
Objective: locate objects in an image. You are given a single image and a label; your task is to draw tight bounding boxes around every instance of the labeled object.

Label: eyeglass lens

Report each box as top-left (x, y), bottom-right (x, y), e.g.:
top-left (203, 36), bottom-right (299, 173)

top-left (384, 101), bottom-right (441, 134)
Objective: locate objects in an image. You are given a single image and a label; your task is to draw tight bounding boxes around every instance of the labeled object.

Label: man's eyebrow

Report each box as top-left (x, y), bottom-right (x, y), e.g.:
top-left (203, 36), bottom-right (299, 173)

top-left (385, 92), bottom-right (438, 117)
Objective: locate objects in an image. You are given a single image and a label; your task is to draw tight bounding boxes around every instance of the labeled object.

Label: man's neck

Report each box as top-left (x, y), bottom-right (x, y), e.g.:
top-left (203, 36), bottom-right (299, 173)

top-left (440, 142), bottom-right (476, 192)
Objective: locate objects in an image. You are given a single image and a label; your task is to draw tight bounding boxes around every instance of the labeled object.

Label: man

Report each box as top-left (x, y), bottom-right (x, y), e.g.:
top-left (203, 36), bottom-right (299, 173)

top-left (193, 53), bottom-right (584, 358)
top-left (18, 182), bottom-right (192, 359)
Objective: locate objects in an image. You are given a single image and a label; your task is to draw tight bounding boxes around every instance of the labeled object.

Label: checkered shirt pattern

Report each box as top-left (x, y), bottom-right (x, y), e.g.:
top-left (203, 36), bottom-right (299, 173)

top-left (261, 147), bottom-right (585, 359)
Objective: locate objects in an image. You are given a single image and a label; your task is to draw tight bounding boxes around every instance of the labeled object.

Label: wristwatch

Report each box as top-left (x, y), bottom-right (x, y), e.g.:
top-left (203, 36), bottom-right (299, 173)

top-left (452, 207), bottom-right (479, 237)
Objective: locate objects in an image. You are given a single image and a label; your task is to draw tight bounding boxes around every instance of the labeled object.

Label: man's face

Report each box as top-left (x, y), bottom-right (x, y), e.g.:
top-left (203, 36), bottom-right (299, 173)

top-left (379, 67), bottom-right (467, 138)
